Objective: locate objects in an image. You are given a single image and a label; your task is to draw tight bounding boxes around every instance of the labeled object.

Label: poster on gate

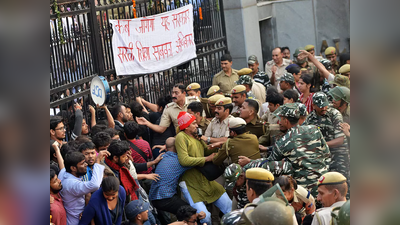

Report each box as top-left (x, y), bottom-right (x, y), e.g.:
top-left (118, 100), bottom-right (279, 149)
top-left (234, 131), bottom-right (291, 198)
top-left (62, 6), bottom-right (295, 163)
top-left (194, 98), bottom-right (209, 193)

top-left (110, 4), bottom-right (196, 75)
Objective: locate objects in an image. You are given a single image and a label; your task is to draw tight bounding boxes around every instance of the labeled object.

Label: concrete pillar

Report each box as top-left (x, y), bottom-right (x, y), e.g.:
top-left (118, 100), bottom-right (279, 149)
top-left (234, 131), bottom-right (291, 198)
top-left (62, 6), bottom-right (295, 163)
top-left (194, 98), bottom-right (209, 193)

top-left (222, 0), bottom-right (264, 71)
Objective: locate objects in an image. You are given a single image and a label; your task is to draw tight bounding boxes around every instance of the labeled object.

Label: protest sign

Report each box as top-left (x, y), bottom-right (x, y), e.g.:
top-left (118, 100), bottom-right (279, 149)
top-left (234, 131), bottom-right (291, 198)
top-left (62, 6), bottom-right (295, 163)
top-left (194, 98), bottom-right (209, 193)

top-left (110, 4), bottom-right (196, 75)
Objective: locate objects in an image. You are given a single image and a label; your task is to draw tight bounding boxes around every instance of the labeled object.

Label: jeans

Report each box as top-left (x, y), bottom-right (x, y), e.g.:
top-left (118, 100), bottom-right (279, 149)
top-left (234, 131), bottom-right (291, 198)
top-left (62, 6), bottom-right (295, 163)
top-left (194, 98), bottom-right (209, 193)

top-left (179, 181), bottom-right (232, 225)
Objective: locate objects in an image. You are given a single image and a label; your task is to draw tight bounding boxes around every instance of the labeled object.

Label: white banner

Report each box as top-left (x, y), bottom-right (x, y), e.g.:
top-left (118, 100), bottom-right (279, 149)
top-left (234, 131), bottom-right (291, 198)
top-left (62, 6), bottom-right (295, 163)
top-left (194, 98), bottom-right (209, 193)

top-left (110, 4), bottom-right (196, 75)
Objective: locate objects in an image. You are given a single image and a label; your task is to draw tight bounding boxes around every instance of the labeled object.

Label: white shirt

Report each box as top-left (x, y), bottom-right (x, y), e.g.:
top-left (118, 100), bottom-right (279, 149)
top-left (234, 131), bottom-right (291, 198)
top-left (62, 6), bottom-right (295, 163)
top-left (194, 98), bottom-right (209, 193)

top-left (311, 201), bottom-right (346, 225)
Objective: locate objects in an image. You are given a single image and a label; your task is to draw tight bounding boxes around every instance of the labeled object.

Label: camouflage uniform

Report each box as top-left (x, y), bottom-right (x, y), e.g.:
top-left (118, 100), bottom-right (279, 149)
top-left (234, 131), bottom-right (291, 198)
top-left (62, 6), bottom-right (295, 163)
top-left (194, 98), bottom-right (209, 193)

top-left (267, 104), bottom-right (330, 197)
top-left (305, 92), bottom-right (350, 198)
top-left (236, 75), bottom-right (259, 100)
top-left (253, 70), bottom-right (271, 90)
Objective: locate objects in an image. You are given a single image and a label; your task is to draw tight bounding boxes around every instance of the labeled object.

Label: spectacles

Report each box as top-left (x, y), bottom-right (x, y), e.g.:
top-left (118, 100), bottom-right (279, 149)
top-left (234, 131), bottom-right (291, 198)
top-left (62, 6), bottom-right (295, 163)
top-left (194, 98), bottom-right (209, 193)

top-left (55, 126), bottom-right (66, 131)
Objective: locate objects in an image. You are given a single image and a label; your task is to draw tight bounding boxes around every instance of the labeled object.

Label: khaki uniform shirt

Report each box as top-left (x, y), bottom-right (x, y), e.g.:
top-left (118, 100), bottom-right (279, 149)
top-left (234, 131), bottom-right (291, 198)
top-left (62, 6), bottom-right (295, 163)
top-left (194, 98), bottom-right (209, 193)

top-left (212, 69), bottom-right (239, 95)
top-left (212, 132), bottom-right (260, 165)
top-left (265, 58), bottom-right (292, 91)
top-left (245, 116), bottom-right (268, 139)
top-left (200, 97), bottom-right (214, 119)
top-left (312, 201), bottom-right (346, 225)
top-left (204, 115), bottom-right (234, 138)
top-left (231, 105), bottom-right (241, 117)
top-left (251, 81), bottom-right (266, 104)
top-left (198, 117), bottom-right (211, 133)
top-left (261, 110), bottom-right (279, 124)
top-left (159, 97), bottom-right (199, 129)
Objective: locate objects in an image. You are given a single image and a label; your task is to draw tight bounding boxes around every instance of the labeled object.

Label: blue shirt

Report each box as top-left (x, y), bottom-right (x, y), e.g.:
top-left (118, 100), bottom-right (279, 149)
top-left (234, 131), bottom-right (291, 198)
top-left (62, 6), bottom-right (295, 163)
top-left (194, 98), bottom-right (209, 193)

top-left (149, 151), bottom-right (191, 201)
top-left (81, 166), bottom-right (93, 181)
top-left (59, 163), bottom-right (105, 225)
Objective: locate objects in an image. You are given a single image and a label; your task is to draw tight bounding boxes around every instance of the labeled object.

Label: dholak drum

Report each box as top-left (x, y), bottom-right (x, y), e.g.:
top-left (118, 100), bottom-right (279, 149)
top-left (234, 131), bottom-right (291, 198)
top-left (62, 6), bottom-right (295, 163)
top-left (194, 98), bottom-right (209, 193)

top-left (90, 76), bottom-right (110, 106)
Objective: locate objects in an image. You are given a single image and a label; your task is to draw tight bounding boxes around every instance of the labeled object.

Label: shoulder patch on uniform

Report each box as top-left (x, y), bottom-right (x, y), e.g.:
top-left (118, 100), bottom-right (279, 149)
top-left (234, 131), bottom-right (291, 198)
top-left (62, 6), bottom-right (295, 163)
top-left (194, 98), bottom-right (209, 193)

top-left (166, 102), bottom-right (175, 108)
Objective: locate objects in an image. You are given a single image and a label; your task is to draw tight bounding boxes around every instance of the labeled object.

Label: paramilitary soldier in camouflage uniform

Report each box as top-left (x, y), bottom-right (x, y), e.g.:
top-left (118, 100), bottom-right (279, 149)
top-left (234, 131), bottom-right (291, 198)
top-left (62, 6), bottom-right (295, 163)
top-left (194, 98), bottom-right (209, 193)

top-left (305, 92), bottom-right (350, 198)
top-left (235, 75), bottom-right (258, 100)
top-left (267, 104), bottom-right (330, 196)
top-left (212, 117), bottom-right (260, 166)
top-left (294, 47), bottom-right (318, 76)
top-left (239, 99), bottom-right (269, 138)
top-left (328, 86), bottom-right (350, 124)
top-left (248, 55), bottom-right (271, 91)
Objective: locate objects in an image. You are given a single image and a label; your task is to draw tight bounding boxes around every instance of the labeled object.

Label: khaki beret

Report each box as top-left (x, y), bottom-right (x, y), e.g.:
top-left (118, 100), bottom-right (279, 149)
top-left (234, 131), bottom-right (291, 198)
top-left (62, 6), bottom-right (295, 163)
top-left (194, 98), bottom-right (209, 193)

top-left (231, 85), bottom-right (246, 94)
top-left (208, 94), bottom-right (224, 104)
top-left (186, 83), bottom-right (201, 91)
top-left (229, 117), bottom-right (246, 129)
top-left (215, 97), bottom-right (232, 106)
top-left (317, 172), bottom-right (346, 186)
top-left (325, 47), bottom-right (336, 56)
top-left (338, 64), bottom-right (350, 74)
top-left (305, 45), bottom-right (315, 51)
top-left (207, 85), bottom-right (221, 97)
top-left (246, 168), bottom-right (274, 182)
top-left (237, 68), bottom-right (253, 76)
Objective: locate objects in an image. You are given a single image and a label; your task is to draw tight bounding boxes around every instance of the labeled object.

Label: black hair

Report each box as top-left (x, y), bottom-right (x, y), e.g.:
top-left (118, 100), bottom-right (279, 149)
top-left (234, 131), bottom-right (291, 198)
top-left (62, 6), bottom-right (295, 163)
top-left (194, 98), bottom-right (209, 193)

top-left (273, 175), bottom-right (298, 192)
top-left (247, 179), bottom-right (273, 196)
top-left (156, 95), bottom-right (172, 111)
top-left (187, 101), bottom-right (204, 114)
top-left (283, 89), bottom-right (299, 102)
top-left (92, 132), bottom-right (112, 149)
top-left (91, 124), bottom-right (108, 137)
top-left (107, 140), bottom-right (130, 160)
top-left (245, 99), bottom-right (259, 113)
top-left (176, 205), bottom-right (198, 222)
top-left (339, 53), bottom-right (350, 68)
top-left (78, 141), bottom-right (96, 152)
top-left (173, 83), bottom-right (186, 94)
top-left (220, 53), bottom-right (232, 62)
top-left (50, 140), bottom-right (56, 160)
top-left (104, 128), bottom-right (120, 139)
top-left (266, 92), bottom-right (284, 105)
top-left (300, 74), bottom-right (313, 85)
top-left (286, 65), bottom-right (301, 75)
top-left (267, 86), bottom-right (278, 96)
top-left (65, 151), bottom-right (85, 173)
top-left (60, 141), bottom-right (79, 159)
top-left (281, 46), bottom-right (290, 52)
top-left (130, 101), bottom-right (143, 118)
top-left (223, 103), bottom-right (234, 114)
top-left (124, 121), bottom-right (140, 140)
top-left (50, 168), bottom-right (56, 180)
top-left (50, 116), bottom-right (63, 130)
top-left (101, 176), bottom-right (120, 193)
top-left (111, 103), bottom-right (124, 120)
top-left (74, 135), bottom-right (92, 145)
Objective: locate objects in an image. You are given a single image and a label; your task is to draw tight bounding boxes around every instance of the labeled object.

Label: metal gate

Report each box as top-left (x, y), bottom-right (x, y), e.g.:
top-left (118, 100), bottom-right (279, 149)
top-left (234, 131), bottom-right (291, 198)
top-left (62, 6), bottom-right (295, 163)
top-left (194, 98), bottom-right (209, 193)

top-left (50, 0), bottom-right (227, 137)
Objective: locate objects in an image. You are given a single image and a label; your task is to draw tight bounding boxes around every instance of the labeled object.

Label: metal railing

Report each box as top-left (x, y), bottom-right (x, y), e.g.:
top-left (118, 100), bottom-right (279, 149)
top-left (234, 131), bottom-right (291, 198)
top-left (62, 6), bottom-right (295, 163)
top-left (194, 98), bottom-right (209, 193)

top-left (50, 0), bottom-right (227, 138)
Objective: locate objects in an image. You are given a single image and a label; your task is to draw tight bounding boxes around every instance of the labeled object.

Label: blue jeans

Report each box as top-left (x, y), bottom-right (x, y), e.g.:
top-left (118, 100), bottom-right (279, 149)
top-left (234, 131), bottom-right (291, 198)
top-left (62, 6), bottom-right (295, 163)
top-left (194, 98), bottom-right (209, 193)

top-left (179, 181), bottom-right (232, 225)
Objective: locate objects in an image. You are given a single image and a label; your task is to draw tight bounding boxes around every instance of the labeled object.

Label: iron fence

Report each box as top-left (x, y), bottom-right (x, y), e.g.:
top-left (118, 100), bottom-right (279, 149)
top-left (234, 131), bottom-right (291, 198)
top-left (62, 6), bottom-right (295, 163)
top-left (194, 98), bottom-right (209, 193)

top-left (50, 0), bottom-right (227, 138)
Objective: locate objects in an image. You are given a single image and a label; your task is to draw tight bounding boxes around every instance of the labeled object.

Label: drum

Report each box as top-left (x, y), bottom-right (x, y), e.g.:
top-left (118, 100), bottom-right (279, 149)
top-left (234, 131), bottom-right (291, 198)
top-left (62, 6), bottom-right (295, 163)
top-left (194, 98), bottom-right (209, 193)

top-left (90, 76), bottom-right (110, 106)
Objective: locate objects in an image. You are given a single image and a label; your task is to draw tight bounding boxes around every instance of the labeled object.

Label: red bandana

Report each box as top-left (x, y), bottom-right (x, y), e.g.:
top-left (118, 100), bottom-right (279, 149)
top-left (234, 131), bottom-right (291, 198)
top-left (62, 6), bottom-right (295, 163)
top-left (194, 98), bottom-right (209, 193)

top-left (105, 158), bottom-right (139, 200)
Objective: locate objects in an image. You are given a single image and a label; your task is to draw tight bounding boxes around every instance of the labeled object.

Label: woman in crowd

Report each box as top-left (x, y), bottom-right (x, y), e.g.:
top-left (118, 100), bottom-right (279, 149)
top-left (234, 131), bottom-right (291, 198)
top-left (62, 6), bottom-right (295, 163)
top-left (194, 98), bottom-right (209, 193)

top-left (79, 176), bottom-right (126, 225)
top-left (298, 74), bottom-right (314, 113)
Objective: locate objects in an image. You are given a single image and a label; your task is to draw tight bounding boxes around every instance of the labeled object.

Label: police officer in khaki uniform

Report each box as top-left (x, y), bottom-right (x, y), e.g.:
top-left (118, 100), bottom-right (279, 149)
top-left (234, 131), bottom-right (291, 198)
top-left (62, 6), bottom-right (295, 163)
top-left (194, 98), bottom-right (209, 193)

top-left (136, 84), bottom-right (198, 133)
top-left (239, 99), bottom-right (269, 139)
top-left (312, 172), bottom-right (348, 225)
top-left (206, 94), bottom-right (225, 120)
top-left (202, 97), bottom-right (235, 144)
top-left (212, 117), bottom-right (260, 165)
top-left (305, 45), bottom-right (316, 56)
top-left (230, 85), bottom-right (248, 117)
top-left (212, 54), bottom-right (239, 95)
top-left (338, 64), bottom-right (350, 79)
top-left (207, 85), bottom-right (223, 97)
top-left (187, 101), bottom-right (211, 133)
top-left (324, 47), bottom-right (340, 74)
top-left (186, 82), bottom-right (213, 120)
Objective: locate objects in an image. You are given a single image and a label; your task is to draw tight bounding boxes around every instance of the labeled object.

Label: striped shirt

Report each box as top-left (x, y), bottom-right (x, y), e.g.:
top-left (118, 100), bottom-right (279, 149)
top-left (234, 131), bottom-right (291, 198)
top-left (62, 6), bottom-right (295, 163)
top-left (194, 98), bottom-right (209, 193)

top-left (300, 93), bottom-right (315, 114)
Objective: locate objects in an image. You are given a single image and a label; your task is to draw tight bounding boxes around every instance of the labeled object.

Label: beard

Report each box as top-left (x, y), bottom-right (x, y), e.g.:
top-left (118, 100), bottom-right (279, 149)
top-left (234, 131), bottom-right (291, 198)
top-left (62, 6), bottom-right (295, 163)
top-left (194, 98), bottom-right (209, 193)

top-left (51, 185), bottom-right (63, 194)
top-left (76, 170), bottom-right (87, 177)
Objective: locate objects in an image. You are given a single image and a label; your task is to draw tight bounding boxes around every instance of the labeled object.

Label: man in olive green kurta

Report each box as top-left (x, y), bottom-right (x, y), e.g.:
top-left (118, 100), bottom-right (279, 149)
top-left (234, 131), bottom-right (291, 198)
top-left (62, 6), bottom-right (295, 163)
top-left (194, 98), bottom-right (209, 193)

top-left (175, 111), bottom-right (232, 224)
